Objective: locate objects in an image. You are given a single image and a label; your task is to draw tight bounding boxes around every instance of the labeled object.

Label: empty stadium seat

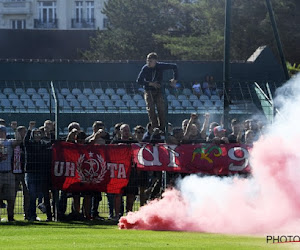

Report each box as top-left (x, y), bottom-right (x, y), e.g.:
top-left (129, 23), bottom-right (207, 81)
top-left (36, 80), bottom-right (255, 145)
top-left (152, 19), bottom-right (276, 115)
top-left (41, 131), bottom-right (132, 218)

top-left (92, 100), bottom-right (102, 108)
top-left (66, 94), bottom-right (76, 101)
top-left (8, 93), bottom-right (18, 100)
top-left (133, 94), bottom-right (143, 101)
top-left (104, 100), bottom-right (114, 107)
top-left (83, 88), bottom-right (93, 95)
top-left (165, 89), bottom-right (170, 95)
top-left (182, 88), bottom-right (192, 96)
top-left (94, 88), bottom-right (104, 96)
top-left (203, 100), bottom-right (213, 107)
top-left (137, 99), bottom-right (146, 107)
top-left (115, 100), bottom-right (128, 111)
top-left (181, 100), bottom-right (194, 111)
top-left (12, 99), bottom-right (24, 109)
top-left (41, 93), bottom-right (50, 100)
top-left (20, 93), bottom-right (30, 100)
top-left (126, 100), bottom-right (139, 111)
top-left (116, 88), bottom-right (126, 96)
top-left (1, 99), bottom-right (10, 107)
top-left (178, 95), bottom-right (187, 101)
top-left (38, 88), bottom-right (48, 95)
top-left (26, 88), bottom-right (37, 96)
top-left (61, 88), bottom-right (71, 96)
top-left (189, 94), bottom-right (198, 101)
top-left (215, 100), bottom-right (223, 108)
top-left (77, 94), bottom-right (88, 101)
top-left (69, 99), bottom-right (80, 108)
top-left (58, 99), bottom-right (70, 108)
top-left (167, 95), bottom-right (176, 101)
top-left (105, 88), bottom-right (115, 96)
top-left (0, 93), bottom-right (7, 99)
top-left (71, 88), bottom-right (82, 96)
top-left (15, 88), bottom-right (25, 95)
top-left (3, 88), bottom-right (13, 95)
top-left (199, 95), bottom-right (209, 101)
top-left (211, 95), bottom-right (220, 101)
top-left (35, 99), bottom-right (48, 112)
top-left (81, 100), bottom-right (94, 111)
top-left (192, 100), bottom-right (203, 108)
top-left (170, 100), bottom-right (181, 109)
top-left (111, 94), bottom-right (121, 101)
top-left (122, 94), bottom-right (132, 101)
top-left (88, 94), bottom-right (99, 101)
top-left (99, 94), bottom-right (110, 101)
top-left (23, 99), bottom-right (35, 108)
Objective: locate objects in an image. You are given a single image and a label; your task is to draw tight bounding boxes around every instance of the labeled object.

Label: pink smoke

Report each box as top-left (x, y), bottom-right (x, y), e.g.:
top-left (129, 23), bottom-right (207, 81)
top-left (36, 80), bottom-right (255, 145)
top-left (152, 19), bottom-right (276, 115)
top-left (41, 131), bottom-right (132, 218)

top-left (119, 74), bottom-right (300, 234)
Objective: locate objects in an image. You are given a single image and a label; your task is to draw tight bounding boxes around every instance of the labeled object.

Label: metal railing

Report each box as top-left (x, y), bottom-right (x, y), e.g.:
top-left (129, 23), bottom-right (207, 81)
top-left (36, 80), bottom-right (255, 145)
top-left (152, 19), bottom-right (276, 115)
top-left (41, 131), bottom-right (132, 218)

top-left (71, 18), bottom-right (95, 29)
top-left (34, 19), bottom-right (58, 29)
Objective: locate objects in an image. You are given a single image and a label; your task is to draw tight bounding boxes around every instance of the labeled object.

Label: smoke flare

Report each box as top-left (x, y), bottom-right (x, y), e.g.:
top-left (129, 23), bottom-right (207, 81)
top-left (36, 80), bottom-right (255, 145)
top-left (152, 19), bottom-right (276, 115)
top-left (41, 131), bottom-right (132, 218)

top-left (119, 74), bottom-right (300, 234)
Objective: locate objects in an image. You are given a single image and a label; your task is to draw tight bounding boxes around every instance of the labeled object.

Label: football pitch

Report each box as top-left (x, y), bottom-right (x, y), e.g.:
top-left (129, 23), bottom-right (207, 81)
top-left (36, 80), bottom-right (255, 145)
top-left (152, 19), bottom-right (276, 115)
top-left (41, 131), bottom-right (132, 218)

top-left (0, 217), bottom-right (292, 249)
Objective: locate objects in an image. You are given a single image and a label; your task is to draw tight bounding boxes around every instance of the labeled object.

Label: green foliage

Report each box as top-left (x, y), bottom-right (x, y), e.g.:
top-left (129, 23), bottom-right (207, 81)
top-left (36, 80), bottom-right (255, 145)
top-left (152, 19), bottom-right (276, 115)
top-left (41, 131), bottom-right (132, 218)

top-left (83, 0), bottom-right (299, 62)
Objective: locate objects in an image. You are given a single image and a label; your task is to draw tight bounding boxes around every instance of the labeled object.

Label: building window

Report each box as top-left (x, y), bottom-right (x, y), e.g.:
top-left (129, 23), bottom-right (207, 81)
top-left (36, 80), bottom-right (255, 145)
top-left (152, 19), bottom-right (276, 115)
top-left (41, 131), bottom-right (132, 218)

top-left (86, 1), bottom-right (94, 22)
top-left (38, 1), bottom-right (56, 23)
top-left (11, 20), bottom-right (26, 29)
top-left (103, 18), bottom-right (109, 29)
top-left (75, 1), bottom-right (83, 22)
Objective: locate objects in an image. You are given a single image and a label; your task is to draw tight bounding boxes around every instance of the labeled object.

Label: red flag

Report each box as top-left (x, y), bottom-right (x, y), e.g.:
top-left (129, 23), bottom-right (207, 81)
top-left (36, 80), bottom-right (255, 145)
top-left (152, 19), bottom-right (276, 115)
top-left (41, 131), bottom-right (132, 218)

top-left (52, 142), bottom-right (132, 193)
top-left (132, 143), bottom-right (251, 175)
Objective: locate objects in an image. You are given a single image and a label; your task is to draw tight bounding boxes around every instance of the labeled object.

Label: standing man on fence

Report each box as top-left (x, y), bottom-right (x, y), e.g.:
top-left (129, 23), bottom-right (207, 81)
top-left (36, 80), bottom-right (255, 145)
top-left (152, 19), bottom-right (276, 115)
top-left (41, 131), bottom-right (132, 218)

top-left (137, 52), bottom-right (178, 132)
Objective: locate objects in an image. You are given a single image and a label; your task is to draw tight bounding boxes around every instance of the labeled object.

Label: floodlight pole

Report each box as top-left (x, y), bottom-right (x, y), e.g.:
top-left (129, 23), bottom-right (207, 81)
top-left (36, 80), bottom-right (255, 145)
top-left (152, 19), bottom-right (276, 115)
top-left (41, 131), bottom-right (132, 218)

top-left (265, 0), bottom-right (289, 81)
top-left (223, 0), bottom-right (232, 129)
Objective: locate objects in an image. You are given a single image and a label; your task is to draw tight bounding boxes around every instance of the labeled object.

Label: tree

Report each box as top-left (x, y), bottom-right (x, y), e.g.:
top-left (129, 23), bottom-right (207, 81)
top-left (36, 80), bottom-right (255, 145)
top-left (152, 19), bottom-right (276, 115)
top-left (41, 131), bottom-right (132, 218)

top-left (83, 0), bottom-right (299, 62)
top-left (83, 0), bottom-right (181, 60)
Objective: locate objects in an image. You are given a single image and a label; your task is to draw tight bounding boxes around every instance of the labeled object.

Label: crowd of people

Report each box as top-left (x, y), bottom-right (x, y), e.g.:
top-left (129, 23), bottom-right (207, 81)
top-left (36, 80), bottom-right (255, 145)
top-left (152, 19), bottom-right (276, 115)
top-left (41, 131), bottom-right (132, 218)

top-left (0, 114), bottom-right (264, 222)
top-left (0, 52), bottom-right (263, 222)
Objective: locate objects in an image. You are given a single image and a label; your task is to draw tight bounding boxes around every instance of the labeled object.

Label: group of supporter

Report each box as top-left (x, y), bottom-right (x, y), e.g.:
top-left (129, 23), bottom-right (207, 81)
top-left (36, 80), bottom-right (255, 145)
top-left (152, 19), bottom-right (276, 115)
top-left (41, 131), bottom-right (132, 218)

top-left (192, 75), bottom-right (219, 97)
top-left (0, 115), bottom-right (262, 222)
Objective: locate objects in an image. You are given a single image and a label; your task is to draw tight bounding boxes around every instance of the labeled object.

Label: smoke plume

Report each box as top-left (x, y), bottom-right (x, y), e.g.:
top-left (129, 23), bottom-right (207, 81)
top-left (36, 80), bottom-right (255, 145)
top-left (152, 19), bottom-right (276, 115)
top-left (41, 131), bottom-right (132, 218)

top-left (119, 74), bottom-right (300, 234)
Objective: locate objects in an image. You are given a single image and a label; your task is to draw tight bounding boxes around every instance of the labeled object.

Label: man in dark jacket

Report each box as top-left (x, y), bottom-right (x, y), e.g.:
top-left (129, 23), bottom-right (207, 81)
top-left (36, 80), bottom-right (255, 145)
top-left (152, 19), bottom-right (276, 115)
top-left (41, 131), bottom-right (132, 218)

top-left (137, 52), bottom-right (178, 131)
top-left (24, 123), bottom-right (53, 221)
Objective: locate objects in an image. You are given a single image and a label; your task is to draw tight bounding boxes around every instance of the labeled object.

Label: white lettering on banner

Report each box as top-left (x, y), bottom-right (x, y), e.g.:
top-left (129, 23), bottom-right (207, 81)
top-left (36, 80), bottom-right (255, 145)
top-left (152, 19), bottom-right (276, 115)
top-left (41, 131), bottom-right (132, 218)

top-left (107, 163), bottom-right (117, 178)
top-left (228, 147), bottom-right (249, 171)
top-left (163, 145), bottom-right (179, 168)
top-left (137, 144), bottom-right (162, 166)
top-left (50, 161), bottom-right (127, 179)
top-left (54, 161), bottom-right (64, 176)
top-left (65, 162), bottom-right (75, 177)
top-left (117, 164), bottom-right (126, 179)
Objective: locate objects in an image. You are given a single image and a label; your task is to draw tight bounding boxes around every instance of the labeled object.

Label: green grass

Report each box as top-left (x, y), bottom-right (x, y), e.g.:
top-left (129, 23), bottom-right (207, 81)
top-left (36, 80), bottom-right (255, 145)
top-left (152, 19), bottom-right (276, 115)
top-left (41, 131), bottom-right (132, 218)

top-left (0, 219), bottom-right (292, 249)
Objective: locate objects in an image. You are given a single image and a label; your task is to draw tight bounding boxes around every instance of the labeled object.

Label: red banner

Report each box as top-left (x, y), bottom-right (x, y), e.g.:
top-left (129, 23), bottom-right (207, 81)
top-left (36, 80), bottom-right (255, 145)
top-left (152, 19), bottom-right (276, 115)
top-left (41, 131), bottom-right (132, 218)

top-left (132, 143), bottom-right (251, 175)
top-left (52, 142), bottom-right (132, 193)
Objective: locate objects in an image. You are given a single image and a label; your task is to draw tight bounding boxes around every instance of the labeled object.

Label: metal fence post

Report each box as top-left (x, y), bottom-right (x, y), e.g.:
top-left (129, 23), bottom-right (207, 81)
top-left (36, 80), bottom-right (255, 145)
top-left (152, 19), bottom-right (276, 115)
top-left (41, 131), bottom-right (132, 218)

top-left (50, 81), bottom-right (60, 221)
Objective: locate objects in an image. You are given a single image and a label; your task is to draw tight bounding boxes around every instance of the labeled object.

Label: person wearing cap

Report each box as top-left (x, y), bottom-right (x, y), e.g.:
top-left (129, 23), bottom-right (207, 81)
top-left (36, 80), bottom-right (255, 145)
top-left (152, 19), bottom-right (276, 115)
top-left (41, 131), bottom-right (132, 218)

top-left (0, 124), bottom-right (22, 222)
top-left (137, 52), bottom-right (178, 131)
top-left (212, 125), bottom-right (229, 144)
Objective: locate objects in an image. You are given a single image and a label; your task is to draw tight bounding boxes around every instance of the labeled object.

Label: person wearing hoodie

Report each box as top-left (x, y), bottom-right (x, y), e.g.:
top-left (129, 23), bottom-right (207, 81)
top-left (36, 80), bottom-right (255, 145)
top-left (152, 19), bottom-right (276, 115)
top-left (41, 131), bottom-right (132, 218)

top-left (24, 122), bottom-right (52, 221)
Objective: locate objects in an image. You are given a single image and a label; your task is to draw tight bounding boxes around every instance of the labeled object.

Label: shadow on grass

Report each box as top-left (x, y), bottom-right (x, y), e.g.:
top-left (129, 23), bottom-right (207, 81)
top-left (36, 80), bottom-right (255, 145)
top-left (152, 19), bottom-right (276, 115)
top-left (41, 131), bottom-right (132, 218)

top-left (0, 219), bottom-right (119, 229)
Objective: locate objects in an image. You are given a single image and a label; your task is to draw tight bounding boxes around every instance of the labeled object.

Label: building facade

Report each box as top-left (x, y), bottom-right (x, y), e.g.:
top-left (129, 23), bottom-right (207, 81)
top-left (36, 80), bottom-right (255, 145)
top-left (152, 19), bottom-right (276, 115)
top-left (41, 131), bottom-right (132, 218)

top-left (0, 0), bottom-right (108, 30)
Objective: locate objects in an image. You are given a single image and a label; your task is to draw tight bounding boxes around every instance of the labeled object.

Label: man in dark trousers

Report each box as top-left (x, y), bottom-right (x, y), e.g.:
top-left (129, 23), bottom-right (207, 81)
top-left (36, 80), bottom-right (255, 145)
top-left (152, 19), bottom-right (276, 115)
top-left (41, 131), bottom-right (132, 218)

top-left (137, 52), bottom-right (178, 131)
